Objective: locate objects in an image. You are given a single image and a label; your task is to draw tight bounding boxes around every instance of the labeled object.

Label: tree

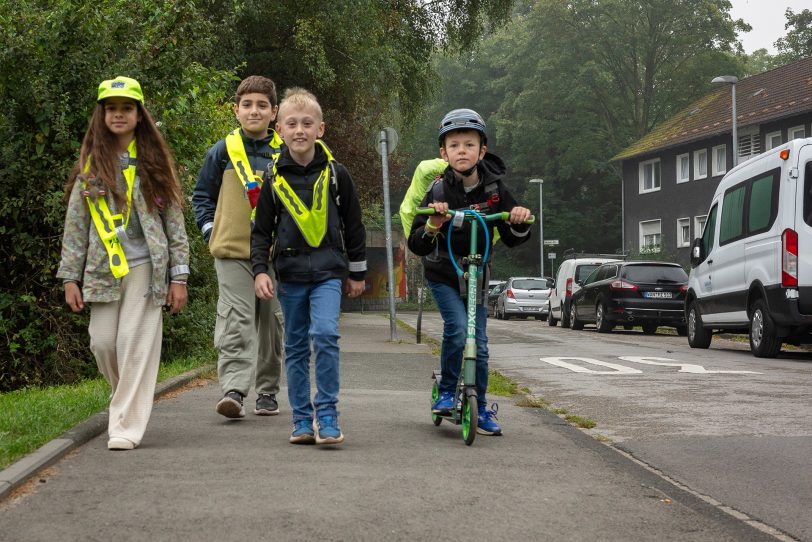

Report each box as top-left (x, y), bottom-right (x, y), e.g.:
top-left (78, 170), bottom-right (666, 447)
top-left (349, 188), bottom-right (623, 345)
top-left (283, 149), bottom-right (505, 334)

top-left (398, 0), bottom-right (749, 267)
top-left (775, 8), bottom-right (812, 63)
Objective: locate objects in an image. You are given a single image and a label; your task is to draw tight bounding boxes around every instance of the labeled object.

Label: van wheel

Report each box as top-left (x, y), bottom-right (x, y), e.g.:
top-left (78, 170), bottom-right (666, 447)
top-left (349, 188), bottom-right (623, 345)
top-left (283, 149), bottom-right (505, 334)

top-left (570, 305), bottom-right (584, 330)
top-left (596, 302), bottom-right (613, 333)
top-left (560, 303), bottom-right (571, 328)
top-left (548, 314), bottom-right (557, 327)
top-left (687, 302), bottom-right (712, 349)
top-left (749, 299), bottom-right (782, 358)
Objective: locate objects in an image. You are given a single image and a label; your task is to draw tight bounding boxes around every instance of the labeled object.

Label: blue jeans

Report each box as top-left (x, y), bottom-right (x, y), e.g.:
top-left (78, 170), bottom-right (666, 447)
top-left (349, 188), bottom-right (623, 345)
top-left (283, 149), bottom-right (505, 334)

top-left (277, 279), bottom-right (342, 422)
top-left (427, 280), bottom-right (489, 405)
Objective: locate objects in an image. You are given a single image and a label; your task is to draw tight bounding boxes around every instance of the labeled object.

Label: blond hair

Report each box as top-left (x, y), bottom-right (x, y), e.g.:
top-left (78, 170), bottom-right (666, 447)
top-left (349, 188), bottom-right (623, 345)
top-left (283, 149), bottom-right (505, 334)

top-left (277, 87), bottom-right (323, 122)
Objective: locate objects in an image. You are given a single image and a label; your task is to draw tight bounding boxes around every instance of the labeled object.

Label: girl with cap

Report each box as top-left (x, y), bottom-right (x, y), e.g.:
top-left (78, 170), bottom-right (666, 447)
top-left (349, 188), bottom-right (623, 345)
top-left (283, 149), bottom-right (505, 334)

top-left (57, 76), bottom-right (190, 450)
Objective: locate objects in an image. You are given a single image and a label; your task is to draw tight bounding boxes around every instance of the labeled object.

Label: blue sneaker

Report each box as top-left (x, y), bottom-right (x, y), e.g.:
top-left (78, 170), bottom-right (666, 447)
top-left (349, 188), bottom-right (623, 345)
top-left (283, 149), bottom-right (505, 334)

top-left (477, 403), bottom-right (502, 436)
top-left (432, 391), bottom-right (454, 413)
top-left (314, 415), bottom-right (344, 445)
top-left (289, 419), bottom-right (315, 444)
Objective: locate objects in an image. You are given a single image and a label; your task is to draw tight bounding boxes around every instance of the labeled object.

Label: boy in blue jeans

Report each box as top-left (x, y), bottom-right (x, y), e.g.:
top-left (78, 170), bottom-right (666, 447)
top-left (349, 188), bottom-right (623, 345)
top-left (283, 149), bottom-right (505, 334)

top-left (407, 109), bottom-right (531, 435)
top-left (251, 88), bottom-right (366, 445)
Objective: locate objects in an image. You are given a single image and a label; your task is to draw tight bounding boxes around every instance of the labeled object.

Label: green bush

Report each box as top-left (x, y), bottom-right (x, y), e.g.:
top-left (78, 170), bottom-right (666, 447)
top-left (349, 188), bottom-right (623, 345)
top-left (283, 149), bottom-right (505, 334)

top-left (0, 0), bottom-right (235, 391)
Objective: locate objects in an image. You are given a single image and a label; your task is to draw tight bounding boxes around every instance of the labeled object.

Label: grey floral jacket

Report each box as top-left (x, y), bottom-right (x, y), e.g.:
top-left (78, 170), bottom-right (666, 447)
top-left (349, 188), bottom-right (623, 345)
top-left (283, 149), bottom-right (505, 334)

top-left (57, 176), bottom-right (190, 306)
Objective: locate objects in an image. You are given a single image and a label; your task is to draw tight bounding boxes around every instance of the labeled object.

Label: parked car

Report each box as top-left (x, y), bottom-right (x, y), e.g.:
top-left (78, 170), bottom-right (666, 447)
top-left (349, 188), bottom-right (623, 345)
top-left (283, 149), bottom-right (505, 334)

top-left (569, 261), bottom-right (688, 334)
top-left (495, 277), bottom-right (553, 320)
top-left (487, 282), bottom-right (507, 316)
top-left (548, 255), bottom-right (623, 328)
top-left (687, 139), bottom-right (812, 357)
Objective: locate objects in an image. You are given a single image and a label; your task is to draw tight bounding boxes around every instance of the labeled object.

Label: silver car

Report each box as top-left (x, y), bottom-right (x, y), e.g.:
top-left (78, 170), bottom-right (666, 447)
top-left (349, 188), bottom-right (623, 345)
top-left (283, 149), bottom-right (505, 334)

top-left (495, 277), bottom-right (553, 320)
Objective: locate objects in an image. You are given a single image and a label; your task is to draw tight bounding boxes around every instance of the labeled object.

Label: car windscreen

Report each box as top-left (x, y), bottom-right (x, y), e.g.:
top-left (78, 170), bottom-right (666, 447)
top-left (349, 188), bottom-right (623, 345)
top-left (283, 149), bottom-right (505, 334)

top-left (622, 265), bottom-right (688, 283)
top-left (512, 279), bottom-right (548, 290)
top-left (575, 265), bottom-right (601, 283)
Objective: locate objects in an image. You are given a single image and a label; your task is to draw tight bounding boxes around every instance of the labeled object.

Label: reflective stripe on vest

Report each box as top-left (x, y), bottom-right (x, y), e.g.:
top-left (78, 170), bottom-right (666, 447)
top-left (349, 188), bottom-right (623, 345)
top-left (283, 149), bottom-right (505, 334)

top-left (82, 138), bottom-right (137, 279)
top-left (271, 140), bottom-right (334, 248)
top-left (224, 128), bottom-right (283, 220)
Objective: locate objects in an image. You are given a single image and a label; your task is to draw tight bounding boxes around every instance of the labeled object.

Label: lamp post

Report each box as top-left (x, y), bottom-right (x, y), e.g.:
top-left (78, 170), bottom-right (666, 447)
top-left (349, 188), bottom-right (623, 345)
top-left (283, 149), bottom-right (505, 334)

top-left (712, 75), bottom-right (739, 167)
top-left (529, 178), bottom-right (544, 277)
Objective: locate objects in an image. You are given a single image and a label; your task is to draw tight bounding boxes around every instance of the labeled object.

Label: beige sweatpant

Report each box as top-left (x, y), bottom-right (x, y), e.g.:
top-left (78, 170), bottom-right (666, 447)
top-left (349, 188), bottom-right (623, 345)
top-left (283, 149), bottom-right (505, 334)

top-left (88, 264), bottom-right (162, 446)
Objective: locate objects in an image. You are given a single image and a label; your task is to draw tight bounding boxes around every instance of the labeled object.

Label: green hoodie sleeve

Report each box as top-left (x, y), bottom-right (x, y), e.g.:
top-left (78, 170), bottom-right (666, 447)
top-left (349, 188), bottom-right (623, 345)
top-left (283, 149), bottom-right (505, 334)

top-left (399, 158), bottom-right (447, 234)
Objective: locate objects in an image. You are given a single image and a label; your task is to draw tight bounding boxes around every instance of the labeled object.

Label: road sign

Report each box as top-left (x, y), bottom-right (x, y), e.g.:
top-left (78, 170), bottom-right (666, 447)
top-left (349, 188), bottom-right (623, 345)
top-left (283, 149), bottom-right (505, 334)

top-left (375, 127), bottom-right (398, 155)
top-left (548, 252), bottom-right (556, 259)
top-left (544, 239), bottom-right (559, 246)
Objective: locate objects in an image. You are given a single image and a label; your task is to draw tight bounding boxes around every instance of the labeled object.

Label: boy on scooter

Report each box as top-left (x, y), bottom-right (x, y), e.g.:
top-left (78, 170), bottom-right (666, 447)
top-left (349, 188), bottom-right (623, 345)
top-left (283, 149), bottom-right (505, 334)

top-left (406, 109), bottom-right (532, 435)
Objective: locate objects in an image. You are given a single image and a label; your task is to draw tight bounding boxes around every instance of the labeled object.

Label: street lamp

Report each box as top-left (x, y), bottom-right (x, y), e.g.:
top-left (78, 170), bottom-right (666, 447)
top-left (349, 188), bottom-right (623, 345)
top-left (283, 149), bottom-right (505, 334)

top-left (712, 75), bottom-right (739, 167)
top-left (529, 178), bottom-right (544, 277)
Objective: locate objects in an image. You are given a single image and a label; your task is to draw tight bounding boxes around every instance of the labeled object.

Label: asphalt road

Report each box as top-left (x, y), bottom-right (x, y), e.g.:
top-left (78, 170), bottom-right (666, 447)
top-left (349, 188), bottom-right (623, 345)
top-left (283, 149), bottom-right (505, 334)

top-left (400, 310), bottom-right (812, 541)
top-left (0, 313), bottom-right (781, 541)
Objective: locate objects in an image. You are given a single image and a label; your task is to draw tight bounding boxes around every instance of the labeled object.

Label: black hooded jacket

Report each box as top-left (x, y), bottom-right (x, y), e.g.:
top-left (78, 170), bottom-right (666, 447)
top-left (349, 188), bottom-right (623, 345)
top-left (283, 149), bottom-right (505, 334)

top-left (407, 152), bottom-right (531, 289)
top-left (251, 144), bottom-right (366, 283)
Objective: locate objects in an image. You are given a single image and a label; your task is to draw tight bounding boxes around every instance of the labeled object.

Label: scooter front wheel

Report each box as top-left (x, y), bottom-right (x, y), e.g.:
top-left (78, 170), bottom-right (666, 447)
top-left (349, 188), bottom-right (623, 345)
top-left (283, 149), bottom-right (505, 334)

top-left (461, 393), bottom-right (478, 445)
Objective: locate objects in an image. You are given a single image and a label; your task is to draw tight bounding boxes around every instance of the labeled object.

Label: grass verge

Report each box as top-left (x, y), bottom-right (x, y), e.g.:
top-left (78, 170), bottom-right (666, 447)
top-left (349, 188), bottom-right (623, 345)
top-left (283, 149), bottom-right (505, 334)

top-left (0, 351), bottom-right (214, 471)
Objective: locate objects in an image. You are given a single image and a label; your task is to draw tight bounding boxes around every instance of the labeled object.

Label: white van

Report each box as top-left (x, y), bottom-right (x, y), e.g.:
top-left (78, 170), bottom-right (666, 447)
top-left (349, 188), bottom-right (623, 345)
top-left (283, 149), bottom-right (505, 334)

top-left (686, 138), bottom-right (812, 357)
top-left (548, 255), bottom-right (622, 327)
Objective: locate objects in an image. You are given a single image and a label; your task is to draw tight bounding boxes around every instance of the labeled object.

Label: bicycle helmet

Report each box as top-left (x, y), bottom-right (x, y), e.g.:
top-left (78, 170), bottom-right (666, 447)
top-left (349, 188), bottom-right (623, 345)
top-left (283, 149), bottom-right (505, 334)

top-left (438, 108), bottom-right (487, 146)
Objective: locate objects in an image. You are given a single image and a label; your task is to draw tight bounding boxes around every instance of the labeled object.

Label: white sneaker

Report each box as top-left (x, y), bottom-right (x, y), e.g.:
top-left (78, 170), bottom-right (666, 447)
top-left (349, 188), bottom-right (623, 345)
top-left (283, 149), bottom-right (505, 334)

top-left (107, 437), bottom-right (136, 450)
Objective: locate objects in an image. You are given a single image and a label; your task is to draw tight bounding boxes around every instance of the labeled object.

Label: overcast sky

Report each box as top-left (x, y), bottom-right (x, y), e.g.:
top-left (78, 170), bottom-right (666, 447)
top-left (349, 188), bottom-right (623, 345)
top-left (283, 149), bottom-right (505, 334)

top-left (729, 0), bottom-right (809, 54)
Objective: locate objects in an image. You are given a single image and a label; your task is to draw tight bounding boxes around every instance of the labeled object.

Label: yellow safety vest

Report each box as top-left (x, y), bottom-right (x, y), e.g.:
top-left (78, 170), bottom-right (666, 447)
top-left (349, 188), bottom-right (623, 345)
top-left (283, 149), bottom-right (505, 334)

top-left (82, 139), bottom-right (137, 279)
top-left (271, 140), bottom-right (335, 248)
top-left (224, 128), bottom-right (283, 221)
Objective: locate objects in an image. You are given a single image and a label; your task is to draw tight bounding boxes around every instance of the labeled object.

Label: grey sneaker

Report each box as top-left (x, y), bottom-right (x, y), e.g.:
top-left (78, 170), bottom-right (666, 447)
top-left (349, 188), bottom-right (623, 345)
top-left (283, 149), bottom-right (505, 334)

top-left (216, 390), bottom-right (245, 418)
top-left (254, 393), bottom-right (280, 416)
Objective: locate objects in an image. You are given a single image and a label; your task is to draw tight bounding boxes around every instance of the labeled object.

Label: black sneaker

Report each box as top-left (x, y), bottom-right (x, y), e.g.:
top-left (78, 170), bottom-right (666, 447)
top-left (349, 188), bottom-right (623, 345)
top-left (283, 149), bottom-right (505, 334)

top-left (254, 393), bottom-right (280, 416)
top-left (216, 390), bottom-right (245, 418)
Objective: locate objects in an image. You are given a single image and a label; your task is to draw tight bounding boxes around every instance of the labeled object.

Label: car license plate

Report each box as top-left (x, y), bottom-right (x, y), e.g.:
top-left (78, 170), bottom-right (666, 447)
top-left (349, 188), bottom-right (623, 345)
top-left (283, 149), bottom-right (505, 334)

top-left (644, 291), bottom-right (672, 299)
top-left (522, 307), bottom-right (541, 311)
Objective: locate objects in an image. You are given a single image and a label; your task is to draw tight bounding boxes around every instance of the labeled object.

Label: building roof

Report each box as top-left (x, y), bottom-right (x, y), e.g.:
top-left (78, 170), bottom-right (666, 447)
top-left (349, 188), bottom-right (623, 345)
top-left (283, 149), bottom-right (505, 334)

top-left (613, 55), bottom-right (812, 161)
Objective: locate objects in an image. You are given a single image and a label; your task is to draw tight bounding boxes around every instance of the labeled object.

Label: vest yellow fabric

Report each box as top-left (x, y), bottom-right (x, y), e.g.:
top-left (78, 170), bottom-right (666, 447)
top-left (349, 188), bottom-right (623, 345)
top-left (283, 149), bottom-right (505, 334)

top-left (82, 138), bottom-right (137, 278)
top-left (225, 128), bottom-right (283, 221)
top-left (271, 140), bottom-right (334, 248)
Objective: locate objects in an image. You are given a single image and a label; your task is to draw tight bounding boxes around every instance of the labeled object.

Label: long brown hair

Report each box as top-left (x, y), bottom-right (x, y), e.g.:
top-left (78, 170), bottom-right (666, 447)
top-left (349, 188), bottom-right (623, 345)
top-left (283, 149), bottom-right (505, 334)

top-left (66, 101), bottom-right (183, 212)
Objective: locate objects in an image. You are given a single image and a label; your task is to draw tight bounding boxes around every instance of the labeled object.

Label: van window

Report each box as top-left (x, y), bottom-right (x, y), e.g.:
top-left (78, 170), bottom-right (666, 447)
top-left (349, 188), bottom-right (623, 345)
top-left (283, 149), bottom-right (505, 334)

top-left (702, 204), bottom-right (718, 255)
top-left (748, 172), bottom-right (778, 234)
top-left (720, 185), bottom-right (745, 244)
top-left (575, 264), bottom-right (601, 283)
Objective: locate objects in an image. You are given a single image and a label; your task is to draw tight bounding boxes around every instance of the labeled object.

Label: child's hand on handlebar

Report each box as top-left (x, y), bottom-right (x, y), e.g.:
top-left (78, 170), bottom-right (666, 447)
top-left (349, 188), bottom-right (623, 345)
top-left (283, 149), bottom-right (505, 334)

top-left (508, 206), bottom-right (532, 225)
top-left (427, 202), bottom-right (451, 229)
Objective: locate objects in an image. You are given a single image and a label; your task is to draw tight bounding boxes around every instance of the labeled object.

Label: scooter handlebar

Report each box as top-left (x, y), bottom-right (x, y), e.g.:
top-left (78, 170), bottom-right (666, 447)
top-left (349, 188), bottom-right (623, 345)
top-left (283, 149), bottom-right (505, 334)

top-left (415, 207), bottom-right (535, 224)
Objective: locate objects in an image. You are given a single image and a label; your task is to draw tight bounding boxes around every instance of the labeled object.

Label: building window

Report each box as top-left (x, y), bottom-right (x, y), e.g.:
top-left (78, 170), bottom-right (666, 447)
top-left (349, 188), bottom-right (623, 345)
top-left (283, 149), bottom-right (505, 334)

top-left (639, 158), bottom-right (661, 193)
top-left (676, 153), bottom-right (690, 183)
top-left (694, 149), bottom-right (707, 179)
top-left (789, 125), bottom-right (806, 141)
top-left (766, 131), bottom-right (782, 150)
top-left (639, 219), bottom-right (662, 253)
top-left (677, 218), bottom-right (691, 248)
top-left (695, 215), bottom-right (707, 238)
top-left (738, 131), bottom-right (761, 162)
top-left (712, 145), bottom-right (727, 177)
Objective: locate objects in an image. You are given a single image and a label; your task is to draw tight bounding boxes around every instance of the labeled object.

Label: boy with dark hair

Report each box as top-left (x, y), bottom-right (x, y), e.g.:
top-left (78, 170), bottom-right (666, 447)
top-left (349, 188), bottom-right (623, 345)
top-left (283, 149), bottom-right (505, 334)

top-left (407, 108), bottom-right (532, 436)
top-left (192, 75), bottom-right (284, 418)
top-left (251, 87), bottom-right (366, 445)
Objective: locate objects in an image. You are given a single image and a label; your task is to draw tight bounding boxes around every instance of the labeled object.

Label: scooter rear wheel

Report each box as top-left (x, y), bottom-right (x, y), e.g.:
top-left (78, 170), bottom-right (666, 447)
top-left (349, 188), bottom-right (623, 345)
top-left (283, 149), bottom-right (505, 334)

top-left (461, 393), bottom-right (478, 445)
top-left (431, 381), bottom-right (442, 426)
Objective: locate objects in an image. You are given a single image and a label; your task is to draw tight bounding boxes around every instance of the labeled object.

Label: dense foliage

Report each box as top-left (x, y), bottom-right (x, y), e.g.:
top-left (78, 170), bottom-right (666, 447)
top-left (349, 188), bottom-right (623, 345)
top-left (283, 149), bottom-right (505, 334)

top-left (400, 0), bottom-right (748, 276)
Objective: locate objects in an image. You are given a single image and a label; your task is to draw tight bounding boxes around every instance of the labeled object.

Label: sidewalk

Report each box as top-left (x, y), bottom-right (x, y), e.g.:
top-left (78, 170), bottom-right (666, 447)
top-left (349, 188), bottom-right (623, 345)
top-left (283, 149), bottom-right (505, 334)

top-left (0, 313), bottom-right (772, 541)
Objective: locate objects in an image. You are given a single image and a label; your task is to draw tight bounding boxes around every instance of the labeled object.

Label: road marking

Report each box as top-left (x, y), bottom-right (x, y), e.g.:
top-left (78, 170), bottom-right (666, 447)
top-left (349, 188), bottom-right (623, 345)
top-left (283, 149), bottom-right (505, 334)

top-left (539, 356), bottom-right (762, 375)
top-left (618, 356), bottom-right (762, 375)
top-left (540, 357), bottom-right (643, 375)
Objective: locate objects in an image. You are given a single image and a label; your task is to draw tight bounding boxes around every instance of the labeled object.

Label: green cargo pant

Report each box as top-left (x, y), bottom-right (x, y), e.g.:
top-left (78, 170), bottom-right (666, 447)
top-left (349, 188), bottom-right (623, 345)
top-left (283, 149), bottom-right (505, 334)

top-left (214, 258), bottom-right (283, 397)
